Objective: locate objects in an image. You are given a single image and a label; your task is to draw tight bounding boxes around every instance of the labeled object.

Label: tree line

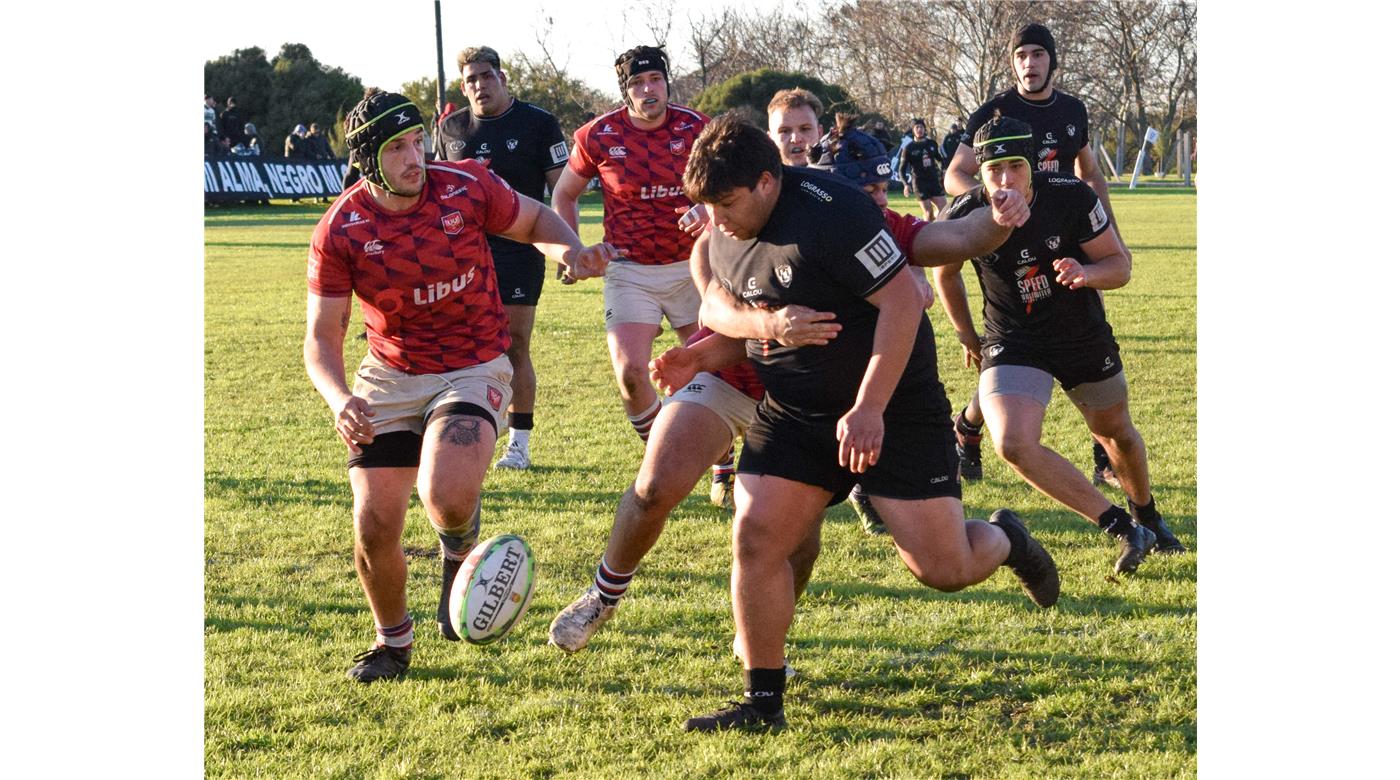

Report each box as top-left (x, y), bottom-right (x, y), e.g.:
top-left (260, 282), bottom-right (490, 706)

top-left (204, 1), bottom-right (1194, 172)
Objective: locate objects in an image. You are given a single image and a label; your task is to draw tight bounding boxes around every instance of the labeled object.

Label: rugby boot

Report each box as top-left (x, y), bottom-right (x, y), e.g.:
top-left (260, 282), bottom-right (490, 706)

top-left (1138, 515), bottom-right (1186, 554)
top-left (346, 644), bottom-right (411, 683)
top-left (683, 701), bottom-right (787, 733)
top-left (548, 587), bottom-right (617, 653)
top-left (1091, 442), bottom-right (1121, 489)
top-left (847, 484), bottom-right (887, 535)
top-left (988, 509), bottom-right (1060, 608)
top-left (1111, 523), bottom-right (1156, 575)
top-left (710, 472), bottom-right (734, 510)
top-left (436, 555), bottom-right (465, 641)
top-left (954, 413), bottom-right (984, 482)
top-left (495, 440), bottom-right (531, 470)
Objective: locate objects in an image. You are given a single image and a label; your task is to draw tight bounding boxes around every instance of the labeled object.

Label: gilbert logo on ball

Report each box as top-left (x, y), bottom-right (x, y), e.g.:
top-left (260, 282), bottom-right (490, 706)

top-left (448, 534), bottom-right (537, 644)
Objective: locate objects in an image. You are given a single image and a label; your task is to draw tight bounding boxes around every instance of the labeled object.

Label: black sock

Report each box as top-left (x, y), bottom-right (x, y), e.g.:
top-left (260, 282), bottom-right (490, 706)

top-left (509, 411), bottom-right (534, 430)
top-left (995, 517), bottom-right (1029, 564)
top-left (743, 668), bottom-right (786, 715)
top-left (1096, 505), bottom-right (1135, 536)
top-left (1093, 440), bottom-right (1111, 470)
top-left (1128, 495), bottom-right (1159, 524)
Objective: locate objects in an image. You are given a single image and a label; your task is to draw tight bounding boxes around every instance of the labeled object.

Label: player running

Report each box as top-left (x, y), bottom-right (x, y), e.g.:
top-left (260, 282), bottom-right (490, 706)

top-left (547, 88), bottom-right (832, 654)
top-left (944, 23), bottom-right (1122, 485)
top-left (304, 91), bottom-right (618, 683)
top-left (551, 46), bottom-right (741, 503)
top-left (935, 114), bottom-right (1185, 578)
top-left (898, 118), bottom-right (946, 220)
top-left (676, 114), bottom-right (1059, 732)
top-left (433, 45), bottom-right (571, 471)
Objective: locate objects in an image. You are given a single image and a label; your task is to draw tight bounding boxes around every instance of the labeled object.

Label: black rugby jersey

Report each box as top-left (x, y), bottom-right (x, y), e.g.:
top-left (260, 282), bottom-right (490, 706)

top-left (707, 167), bottom-right (946, 419)
top-left (434, 99), bottom-right (568, 262)
top-left (900, 138), bottom-right (943, 186)
top-left (944, 172), bottom-right (1112, 346)
top-left (962, 89), bottom-right (1089, 177)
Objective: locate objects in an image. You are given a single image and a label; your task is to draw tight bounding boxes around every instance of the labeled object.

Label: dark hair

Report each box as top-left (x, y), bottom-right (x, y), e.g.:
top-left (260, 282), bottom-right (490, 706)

top-left (457, 46), bottom-right (502, 73)
top-left (683, 112), bottom-right (782, 204)
top-left (614, 45), bottom-right (669, 95)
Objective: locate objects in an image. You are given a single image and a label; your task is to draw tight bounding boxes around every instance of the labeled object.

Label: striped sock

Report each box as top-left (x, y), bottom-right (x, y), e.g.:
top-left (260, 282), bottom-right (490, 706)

top-left (627, 398), bottom-right (662, 443)
top-left (375, 615), bottom-right (414, 649)
top-left (594, 558), bottom-right (636, 606)
top-left (432, 500), bottom-right (481, 562)
top-left (712, 445), bottom-right (735, 481)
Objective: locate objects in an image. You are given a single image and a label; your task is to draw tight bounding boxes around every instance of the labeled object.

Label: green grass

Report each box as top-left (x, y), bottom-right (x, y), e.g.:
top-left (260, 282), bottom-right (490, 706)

top-left (205, 188), bottom-right (1196, 778)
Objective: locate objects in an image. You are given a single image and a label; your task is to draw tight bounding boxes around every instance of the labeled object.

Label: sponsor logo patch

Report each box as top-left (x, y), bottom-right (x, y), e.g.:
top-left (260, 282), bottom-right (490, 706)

top-left (486, 386), bottom-right (503, 410)
top-left (985, 343), bottom-right (1005, 358)
top-left (447, 140), bottom-right (466, 153)
top-left (550, 141), bottom-right (568, 165)
top-left (670, 138), bottom-right (685, 155)
top-left (364, 239), bottom-right (384, 255)
top-left (347, 210), bottom-right (366, 224)
top-left (853, 230), bottom-right (901, 278)
top-left (608, 146), bottom-right (628, 158)
top-left (442, 211), bottom-right (465, 234)
top-left (776, 264), bottom-right (793, 287)
top-left (506, 139), bottom-right (519, 151)
top-left (1088, 200), bottom-right (1108, 233)
top-left (1045, 236), bottom-right (1061, 251)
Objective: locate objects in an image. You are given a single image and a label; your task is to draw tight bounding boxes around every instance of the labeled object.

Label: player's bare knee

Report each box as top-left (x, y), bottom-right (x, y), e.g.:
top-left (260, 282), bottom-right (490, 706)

top-left (422, 485), bottom-right (480, 531)
top-left (631, 474), bottom-right (687, 518)
top-left (993, 432), bottom-right (1037, 466)
top-left (353, 505), bottom-right (403, 552)
top-left (733, 515), bottom-right (789, 565)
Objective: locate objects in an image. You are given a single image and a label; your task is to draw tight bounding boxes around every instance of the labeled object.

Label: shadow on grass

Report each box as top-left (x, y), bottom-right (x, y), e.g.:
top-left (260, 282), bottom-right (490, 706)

top-left (206, 474), bottom-right (347, 508)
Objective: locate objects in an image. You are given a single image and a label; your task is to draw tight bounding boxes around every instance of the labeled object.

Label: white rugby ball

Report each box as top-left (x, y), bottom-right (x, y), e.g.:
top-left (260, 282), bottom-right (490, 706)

top-left (448, 534), bottom-right (537, 644)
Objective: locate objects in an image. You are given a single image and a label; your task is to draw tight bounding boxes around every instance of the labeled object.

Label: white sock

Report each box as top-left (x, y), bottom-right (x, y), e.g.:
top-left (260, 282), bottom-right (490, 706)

top-left (509, 428), bottom-right (531, 451)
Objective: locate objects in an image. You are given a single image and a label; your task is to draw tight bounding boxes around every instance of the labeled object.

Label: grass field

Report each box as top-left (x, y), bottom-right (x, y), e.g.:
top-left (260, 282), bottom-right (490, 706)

top-left (205, 186), bottom-right (1196, 778)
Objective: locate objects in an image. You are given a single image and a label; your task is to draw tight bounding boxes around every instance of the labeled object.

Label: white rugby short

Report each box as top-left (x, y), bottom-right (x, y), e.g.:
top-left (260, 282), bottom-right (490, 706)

top-left (602, 260), bottom-right (701, 331)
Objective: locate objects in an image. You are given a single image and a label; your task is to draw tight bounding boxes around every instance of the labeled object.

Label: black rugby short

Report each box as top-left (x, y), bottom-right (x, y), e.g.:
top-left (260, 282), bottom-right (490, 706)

top-left (982, 334), bottom-right (1123, 391)
top-left (493, 246), bottom-right (546, 306)
top-left (738, 402), bottom-right (962, 505)
top-left (912, 175), bottom-right (944, 199)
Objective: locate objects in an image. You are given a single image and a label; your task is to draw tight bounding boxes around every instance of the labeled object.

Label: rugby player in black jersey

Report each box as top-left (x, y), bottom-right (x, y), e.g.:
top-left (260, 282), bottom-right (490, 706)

top-left (434, 45), bottom-right (571, 471)
top-left (899, 118), bottom-right (946, 220)
top-left (935, 114), bottom-right (1185, 578)
top-left (673, 114), bottom-right (1059, 733)
top-left (944, 23), bottom-right (1122, 485)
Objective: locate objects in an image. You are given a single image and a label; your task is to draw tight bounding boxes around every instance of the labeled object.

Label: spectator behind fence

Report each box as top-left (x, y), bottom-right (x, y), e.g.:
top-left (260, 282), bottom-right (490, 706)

top-left (285, 124), bottom-right (308, 159)
top-left (205, 123), bottom-right (223, 157)
top-left (305, 123), bottom-right (334, 159)
top-left (204, 96), bottom-right (217, 132)
top-left (219, 97), bottom-right (246, 149)
top-left (232, 123), bottom-right (261, 156)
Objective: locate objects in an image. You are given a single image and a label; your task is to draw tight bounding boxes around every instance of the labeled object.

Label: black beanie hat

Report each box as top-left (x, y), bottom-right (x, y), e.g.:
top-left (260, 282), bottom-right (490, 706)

top-left (1009, 23), bottom-right (1057, 74)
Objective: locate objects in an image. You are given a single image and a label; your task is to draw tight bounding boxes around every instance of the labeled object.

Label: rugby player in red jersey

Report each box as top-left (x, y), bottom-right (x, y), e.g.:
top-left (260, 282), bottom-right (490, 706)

top-left (304, 91), bottom-right (619, 683)
top-left (550, 47), bottom-right (735, 487)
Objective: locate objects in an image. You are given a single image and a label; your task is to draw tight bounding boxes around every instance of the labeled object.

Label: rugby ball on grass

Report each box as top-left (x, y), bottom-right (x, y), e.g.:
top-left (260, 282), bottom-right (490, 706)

top-left (448, 534), bottom-right (537, 644)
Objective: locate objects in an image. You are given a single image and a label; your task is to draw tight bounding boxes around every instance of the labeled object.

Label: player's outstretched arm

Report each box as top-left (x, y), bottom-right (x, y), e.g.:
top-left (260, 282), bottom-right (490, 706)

top-left (1054, 226), bottom-right (1131, 291)
top-left (649, 333), bottom-right (748, 395)
top-left (910, 205), bottom-right (1013, 268)
top-left (499, 195), bottom-right (622, 281)
top-left (550, 166), bottom-right (589, 234)
top-left (304, 293), bottom-right (374, 454)
top-left (932, 262), bottom-right (982, 368)
top-left (944, 143), bottom-right (981, 198)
